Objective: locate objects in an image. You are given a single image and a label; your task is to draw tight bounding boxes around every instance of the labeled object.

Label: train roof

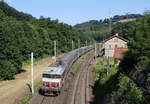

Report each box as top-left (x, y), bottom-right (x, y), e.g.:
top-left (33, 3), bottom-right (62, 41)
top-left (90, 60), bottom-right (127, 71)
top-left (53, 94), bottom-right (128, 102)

top-left (60, 49), bottom-right (77, 63)
top-left (60, 46), bottom-right (88, 63)
top-left (43, 66), bottom-right (65, 75)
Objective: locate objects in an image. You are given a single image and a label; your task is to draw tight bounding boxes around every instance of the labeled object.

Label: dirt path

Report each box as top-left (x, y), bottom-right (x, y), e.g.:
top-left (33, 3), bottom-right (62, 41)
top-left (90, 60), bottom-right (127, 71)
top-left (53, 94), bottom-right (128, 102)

top-left (0, 56), bottom-right (62, 104)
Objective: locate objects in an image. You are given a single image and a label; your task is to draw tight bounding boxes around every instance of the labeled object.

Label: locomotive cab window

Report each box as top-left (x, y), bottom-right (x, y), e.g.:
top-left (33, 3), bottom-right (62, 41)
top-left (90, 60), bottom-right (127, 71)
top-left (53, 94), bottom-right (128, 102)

top-left (43, 74), bottom-right (61, 78)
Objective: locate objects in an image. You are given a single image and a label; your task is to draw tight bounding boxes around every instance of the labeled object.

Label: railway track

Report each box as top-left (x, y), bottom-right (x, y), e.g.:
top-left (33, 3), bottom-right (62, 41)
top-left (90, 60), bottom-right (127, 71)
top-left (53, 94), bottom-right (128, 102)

top-left (29, 94), bottom-right (56, 104)
top-left (29, 51), bottom-right (94, 104)
top-left (71, 52), bottom-right (94, 104)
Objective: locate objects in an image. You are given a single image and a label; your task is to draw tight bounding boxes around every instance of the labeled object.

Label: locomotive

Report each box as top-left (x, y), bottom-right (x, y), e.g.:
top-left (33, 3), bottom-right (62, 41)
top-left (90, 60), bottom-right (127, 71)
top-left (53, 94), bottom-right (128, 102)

top-left (39, 45), bottom-right (93, 95)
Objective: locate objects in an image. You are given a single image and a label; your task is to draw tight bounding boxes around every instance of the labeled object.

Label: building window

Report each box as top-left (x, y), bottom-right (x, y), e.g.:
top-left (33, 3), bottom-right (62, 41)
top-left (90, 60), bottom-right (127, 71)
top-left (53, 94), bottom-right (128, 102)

top-left (115, 44), bottom-right (117, 48)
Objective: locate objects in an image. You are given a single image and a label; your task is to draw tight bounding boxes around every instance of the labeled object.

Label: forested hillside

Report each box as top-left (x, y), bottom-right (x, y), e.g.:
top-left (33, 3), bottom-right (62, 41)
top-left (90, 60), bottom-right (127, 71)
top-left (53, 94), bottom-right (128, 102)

top-left (112, 13), bottom-right (150, 103)
top-left (0, 1), bottom-right (90, 80)
top-left (93, 13), bottom-right (150, 104)
top-left (74, 14), bottom-right (142, 41)
top-left (112, 13), bottom-right (150, 71)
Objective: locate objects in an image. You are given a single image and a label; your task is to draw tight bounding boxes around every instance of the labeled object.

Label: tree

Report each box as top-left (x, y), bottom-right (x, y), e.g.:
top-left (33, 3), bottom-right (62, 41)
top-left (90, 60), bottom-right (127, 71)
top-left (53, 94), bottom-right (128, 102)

top-left (119, 14), bottom-right (150, 73)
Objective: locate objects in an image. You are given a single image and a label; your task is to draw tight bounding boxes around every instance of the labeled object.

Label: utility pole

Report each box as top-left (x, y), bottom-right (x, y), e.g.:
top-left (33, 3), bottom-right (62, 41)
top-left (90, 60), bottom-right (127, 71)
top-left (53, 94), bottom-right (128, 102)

top-left (109, 8), bottom-right (112, 35)
top-left (54, 40), bottom-right (56, 62)
top-left (78, 39), bottom-right (80, 57)
top-left (86, 40), bottom-right (87, 46)
top-left (78, 39), bottom-right (80, 48)
top-left (72, 40), bottom-right (74, 50)
top-left (90, 41), bottom-right (92, 47)
top-left (94, 41), bottom-right (97, 60)
top-left (126, 12), bottom-right (130, 19)
top-left (31, 52), bottom-right (34, 94)
top-left (106, 57), bottom-right (110, 75)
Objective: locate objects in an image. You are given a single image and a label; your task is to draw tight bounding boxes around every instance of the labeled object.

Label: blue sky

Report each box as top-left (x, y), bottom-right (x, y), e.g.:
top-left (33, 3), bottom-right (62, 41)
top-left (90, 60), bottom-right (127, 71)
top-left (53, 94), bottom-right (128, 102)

top-left (5, 0), bottom-right (150, 25)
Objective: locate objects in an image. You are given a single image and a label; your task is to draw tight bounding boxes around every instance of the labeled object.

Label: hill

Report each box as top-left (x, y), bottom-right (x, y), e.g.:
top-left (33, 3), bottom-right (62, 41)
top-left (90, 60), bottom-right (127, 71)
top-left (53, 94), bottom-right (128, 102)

top-left (92, 13), bottom-right (150, 103)
top-left (74, 14), bottom-right (142, 41)
top-left (0, 1), bottom-right (34, 21)
top-left (0, 1), bottom-right (90, 80)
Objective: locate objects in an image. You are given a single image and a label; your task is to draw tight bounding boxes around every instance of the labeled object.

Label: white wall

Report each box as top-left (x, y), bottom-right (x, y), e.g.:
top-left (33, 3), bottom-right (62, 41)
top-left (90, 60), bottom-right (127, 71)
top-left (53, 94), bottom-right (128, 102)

top-left (104, 37), bottom-right (127, 57)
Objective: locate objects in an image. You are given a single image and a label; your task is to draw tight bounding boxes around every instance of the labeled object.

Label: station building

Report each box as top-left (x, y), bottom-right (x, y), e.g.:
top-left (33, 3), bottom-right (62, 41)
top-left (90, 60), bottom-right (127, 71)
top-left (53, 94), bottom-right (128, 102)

top-left (103, 33), bottom-right (128, 59)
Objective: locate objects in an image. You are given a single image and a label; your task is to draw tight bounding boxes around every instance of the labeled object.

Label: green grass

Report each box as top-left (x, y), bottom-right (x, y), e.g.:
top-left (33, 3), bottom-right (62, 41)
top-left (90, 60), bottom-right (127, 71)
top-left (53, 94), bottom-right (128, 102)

top-left (70, 51), bottom-right (91, 76)
top-left (100, 66), bottom-right (118, 85)
top-left (17, 93), bottom-right (32, 104)
top-left (64, 88), bottom-right (71, 92)
top-left (17, 81), bottom-right (41, 104)
top-left (92, 57), bottom-right (118, 85)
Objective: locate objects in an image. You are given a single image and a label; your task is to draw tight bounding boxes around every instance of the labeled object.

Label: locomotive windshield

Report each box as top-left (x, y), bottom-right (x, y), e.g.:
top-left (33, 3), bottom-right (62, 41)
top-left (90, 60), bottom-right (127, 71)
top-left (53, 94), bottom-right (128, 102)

top-left (43, 74), bottom-right (61, 78)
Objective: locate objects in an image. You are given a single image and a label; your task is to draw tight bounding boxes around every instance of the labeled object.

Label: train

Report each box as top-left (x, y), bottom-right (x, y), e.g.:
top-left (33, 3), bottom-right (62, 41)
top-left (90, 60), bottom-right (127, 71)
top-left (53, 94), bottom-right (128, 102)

top-left (39, 45), bottom-right (93, 95)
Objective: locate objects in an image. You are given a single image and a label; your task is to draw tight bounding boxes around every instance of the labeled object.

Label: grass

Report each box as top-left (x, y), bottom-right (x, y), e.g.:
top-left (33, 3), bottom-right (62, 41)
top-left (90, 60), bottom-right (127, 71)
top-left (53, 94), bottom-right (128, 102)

top-left (64, 88), bottom-right (71, 92)
top-left (100, 66), bottom-right (118, 85)
top-left (92, 57), bottom-right (118, 85)
top-left (17, 81), bottom-right (41, 104)
top-left (17, 93), bottom-right (32, 104)
top-left (70, 51), bottom-right (91, 76)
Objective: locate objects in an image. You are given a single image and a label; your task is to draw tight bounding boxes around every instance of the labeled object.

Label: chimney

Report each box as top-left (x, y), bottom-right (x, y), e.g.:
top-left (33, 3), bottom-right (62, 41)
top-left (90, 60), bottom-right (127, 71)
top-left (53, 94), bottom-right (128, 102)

top-left (115, 33), bottom-right (119, 36)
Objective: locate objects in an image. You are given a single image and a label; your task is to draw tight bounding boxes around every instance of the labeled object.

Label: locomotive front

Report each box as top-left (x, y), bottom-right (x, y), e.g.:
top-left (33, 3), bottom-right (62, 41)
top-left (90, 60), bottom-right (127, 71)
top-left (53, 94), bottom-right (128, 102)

top-left (39, 66), bottom-right (64, 95)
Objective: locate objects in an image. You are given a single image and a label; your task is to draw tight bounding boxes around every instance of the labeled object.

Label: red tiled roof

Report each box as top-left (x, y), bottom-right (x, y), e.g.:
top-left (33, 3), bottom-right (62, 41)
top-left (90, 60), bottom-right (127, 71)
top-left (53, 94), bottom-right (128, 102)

top-left (114, 48), bottom-right (128, 60)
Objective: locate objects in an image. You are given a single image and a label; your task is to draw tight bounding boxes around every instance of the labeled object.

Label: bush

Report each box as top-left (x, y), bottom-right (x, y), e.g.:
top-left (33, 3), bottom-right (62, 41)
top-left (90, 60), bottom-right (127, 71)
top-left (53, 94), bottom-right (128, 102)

top-left (111, 74), bottom-right (144, 104)
top-left (0, 60), bottom-right (17, 80)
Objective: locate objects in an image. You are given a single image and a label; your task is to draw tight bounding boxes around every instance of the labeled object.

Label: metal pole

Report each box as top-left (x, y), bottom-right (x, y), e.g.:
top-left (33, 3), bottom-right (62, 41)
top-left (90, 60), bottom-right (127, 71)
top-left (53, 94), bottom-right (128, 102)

top-left (86, 40), bottom-right (87, 46)
top-left (72, 40), bottom-right (74, 50)
top-left (78, 39), bottom-right (80, 57)
top-left (95, 42), bottom-right (97, 59)
top-left (78, 39), bottom-right (80, 48)
top-left (106, 57), bottom-right (110, 75)
top-left (90, 41), bottom-right (91, 47)
top-left (31, 52), bottom-right (34, 94)
top-left (54, 40), bottom-right (56, 62)
top-left (109, 8), bottom-right (112, 34)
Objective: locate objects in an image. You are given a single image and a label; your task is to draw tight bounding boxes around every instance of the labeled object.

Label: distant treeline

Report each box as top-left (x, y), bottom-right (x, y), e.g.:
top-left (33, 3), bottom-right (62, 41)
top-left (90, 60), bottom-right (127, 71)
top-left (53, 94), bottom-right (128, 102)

top-left (74, 14), bottom-right (142, 41)
top-left (0, 1), bottom-right (90, 80)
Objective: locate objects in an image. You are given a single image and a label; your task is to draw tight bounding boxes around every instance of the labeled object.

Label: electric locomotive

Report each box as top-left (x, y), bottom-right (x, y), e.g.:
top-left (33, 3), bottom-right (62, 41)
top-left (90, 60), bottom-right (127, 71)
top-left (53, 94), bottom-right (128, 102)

top-left (39, 46), bottom-right (93, 95)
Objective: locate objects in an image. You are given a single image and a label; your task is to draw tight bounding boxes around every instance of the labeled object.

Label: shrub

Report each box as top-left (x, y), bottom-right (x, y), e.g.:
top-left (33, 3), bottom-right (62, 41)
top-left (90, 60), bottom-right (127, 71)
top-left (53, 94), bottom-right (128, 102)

top-left (0, 60), bottom-right (17, 80)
